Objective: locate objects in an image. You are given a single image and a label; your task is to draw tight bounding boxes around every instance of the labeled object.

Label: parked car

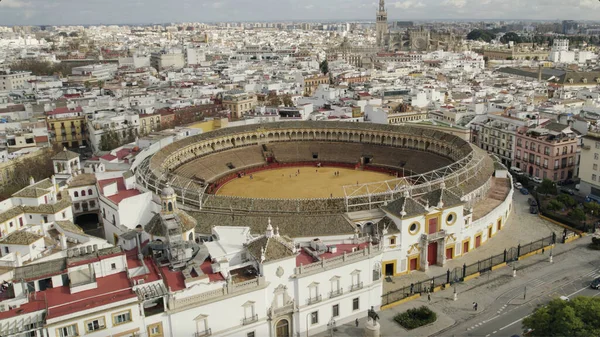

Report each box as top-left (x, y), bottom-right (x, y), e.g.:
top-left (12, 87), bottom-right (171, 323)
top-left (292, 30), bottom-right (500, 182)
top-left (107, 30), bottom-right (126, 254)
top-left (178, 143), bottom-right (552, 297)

top-left (560, 188), bottom-right (575, 195)
top-left (514, 182), bottom-right (523, 189)
top-left (528, 198), bottom-right (538, 206)
top-left (520, 188), bottom-right (529, 195)
top-left (591, 277), bottom-right (600, 289)
top-left (560, 296), bottom-right (570, 301)
top-left (532, 177), bottom-right (543, 184)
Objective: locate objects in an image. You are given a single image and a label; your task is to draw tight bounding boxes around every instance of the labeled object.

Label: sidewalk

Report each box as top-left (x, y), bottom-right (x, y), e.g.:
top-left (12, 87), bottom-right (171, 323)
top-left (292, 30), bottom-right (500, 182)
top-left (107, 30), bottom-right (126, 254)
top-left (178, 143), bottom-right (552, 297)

top-left (383, 192), bottom-right (565, 293)
top-left (315, 236), bottom-right (590, 337)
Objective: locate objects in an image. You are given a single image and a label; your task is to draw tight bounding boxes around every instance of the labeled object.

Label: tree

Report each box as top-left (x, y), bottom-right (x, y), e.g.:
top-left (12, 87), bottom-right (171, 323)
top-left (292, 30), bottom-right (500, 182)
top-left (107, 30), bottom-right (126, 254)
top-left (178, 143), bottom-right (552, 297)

top-left (282, 94), bottom-right (294, 107)
top-left (100, 129), bottom-right (122, 151)
top-left (569, 208), bottom-right (586, 222)
top-left (547, 200), bottom-right (565, 211)
top-left (266, 91), bottom-right (281, 107)
top-left (466, 29), bottom-right (495, 43)
top-left (68, 32), bottom-right (78, 37)
top-left (537, 179), bottom-right (557, 195)
top-left (557, 194), bottom-right (576, 207)
top-left (523, 297), bottom-right (600, 337)
top-left (84, 81), bottom-right (92, 90)
top-left (319, 60), bottom-right (329, 75)
top-left (10, 59), bottom-right (76, 77)
top-left (584, 201), bottom-right (600, 215)
top-left (0, 146), bottom-right (61, 200)
top-left (500, 32), bottom-right (522, 44)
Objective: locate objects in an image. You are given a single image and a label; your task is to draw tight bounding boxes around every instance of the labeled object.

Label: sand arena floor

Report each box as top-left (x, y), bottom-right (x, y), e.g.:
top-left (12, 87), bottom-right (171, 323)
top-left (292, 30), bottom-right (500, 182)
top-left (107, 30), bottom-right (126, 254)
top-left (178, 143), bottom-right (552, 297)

top-left (215, 167), bottom-right (395, 199)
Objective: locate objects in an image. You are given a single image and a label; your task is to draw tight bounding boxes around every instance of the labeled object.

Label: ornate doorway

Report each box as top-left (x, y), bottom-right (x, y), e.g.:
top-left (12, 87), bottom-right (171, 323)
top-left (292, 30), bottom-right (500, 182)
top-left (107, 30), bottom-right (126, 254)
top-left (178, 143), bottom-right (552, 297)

top-left (276, 319), bottom-right (290, 337)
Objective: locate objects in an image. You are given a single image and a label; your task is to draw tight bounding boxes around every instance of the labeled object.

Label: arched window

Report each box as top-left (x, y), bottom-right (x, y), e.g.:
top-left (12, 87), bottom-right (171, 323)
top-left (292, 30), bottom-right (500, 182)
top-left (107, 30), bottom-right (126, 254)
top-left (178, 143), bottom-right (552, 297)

top-left (112, 214), bottom-right (116, 225)
top-left (88, 189), bottom-right (93, 196)
top-left (81, 190), bottom-right (86, 197)
top-left (188, 232), bottom-right (194, 241)
top-left (74, 191), bottom-right (79, 197)
top-left (168, 202), bottom-right (173, 212)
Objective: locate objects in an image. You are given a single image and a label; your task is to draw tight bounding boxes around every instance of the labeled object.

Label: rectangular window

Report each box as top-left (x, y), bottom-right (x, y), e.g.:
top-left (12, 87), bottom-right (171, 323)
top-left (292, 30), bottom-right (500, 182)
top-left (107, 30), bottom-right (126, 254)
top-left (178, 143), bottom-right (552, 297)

top-left (113, 311), bottom-right (132, 325)
top-left (353, 297), bottom-right (360, 311)
top-left (111, 263), bottom-right (116, 270)
top-left (57, 324), bottom-right (78, 337)
top-left (594, 164), bottom-right (598, 171)
top-left (311, 311), bottom-right (319, 325)
top-left (85, 317), bottom-right (106, 333)
top-left (247, 332), bottom-right (255, 337)
top-left (593, 174), bottom-right (597, 181)
top-left (389, 237), bottom-right (396, 245)
top-left (595, 153), bottom-right (599, 160)
top-left (332, 304), bottom-right (340, 318)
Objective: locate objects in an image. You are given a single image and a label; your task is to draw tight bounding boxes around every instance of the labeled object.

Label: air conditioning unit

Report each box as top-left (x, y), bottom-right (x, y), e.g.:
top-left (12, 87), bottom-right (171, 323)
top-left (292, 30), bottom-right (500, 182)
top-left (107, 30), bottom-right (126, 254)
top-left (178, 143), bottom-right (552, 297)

top-left (352, 247), bottom-right (358, 253)
top-left (136, 279), bottom-right (145, 285)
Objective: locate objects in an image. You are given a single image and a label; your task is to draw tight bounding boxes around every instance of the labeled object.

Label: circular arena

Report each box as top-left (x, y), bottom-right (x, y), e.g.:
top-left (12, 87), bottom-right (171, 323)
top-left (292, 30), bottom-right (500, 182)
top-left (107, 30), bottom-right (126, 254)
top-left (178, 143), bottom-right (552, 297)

top-left (135, 121), bottom-right (494, 214)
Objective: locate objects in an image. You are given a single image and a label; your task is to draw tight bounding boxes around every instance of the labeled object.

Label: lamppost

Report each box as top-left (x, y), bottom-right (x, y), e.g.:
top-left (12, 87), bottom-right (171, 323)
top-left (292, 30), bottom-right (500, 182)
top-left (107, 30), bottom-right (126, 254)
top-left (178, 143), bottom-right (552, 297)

top-left (328, 318), bottom-right (337, 337)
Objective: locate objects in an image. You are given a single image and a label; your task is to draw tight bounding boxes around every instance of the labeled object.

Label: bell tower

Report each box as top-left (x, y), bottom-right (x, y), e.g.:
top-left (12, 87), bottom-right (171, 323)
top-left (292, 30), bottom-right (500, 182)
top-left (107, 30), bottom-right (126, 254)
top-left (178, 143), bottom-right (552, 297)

top-left (376, 0), bottom-right (388, 49)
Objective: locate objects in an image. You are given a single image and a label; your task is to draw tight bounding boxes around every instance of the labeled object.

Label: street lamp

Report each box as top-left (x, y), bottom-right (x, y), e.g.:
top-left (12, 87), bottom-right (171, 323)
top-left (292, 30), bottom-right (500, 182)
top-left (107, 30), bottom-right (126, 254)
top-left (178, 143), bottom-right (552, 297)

top-left (328, 318), bottom-right (337, 337)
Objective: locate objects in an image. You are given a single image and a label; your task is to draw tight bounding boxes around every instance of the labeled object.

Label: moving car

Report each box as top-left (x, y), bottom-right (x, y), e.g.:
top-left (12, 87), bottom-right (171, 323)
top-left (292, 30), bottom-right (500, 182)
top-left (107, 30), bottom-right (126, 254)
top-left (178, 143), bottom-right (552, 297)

top-left (591, 277), bottom-right (600, 289)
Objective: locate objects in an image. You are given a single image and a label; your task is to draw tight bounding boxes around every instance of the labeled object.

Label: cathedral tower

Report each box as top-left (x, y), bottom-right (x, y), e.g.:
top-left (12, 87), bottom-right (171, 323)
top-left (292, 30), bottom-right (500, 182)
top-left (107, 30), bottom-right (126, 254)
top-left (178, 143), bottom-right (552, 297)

top-left (376, 0), bottom-right (388, 48)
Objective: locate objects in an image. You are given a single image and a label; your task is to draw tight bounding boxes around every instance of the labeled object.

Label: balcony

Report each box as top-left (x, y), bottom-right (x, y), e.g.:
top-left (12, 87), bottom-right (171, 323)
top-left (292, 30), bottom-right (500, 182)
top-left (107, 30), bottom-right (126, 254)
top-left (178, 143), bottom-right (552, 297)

top-left (242, 314), bottom-right (258, 325)
top-left (350, 282), bottom-right (364, 292)
top-left (329, 289), bottom-right (344, 298)
top-left (273, 302), bottom-right (295, 316)
top-left (422, 229), bottom-right (446, 242)
top-left (307, 295), bottom-right (322, 305)
top-left (194, 329), bottom-right (212, 337)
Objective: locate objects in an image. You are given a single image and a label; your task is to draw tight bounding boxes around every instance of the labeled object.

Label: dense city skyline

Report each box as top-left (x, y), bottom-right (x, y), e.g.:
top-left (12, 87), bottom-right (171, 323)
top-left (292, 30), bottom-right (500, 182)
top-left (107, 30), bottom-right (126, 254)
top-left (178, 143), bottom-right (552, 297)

top-left (0, 0), bottom-right (599, 25)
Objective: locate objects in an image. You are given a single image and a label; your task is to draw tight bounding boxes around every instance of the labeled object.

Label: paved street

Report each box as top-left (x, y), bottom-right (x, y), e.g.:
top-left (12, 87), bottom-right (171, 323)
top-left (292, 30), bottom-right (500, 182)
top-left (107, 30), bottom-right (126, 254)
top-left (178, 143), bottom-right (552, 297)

top-left (436, 242), bottom-right (600, 337)
top-left (316, 237), bottom-right (599, 337)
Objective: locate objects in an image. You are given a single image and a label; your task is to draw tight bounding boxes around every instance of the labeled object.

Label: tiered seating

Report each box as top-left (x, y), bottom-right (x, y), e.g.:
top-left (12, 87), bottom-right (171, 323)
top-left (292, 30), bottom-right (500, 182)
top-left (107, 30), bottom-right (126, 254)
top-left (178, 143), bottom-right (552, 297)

top-left (174, 146), bottom-right (267, 182)
top-left (402, 152), bottom-right (454, 174)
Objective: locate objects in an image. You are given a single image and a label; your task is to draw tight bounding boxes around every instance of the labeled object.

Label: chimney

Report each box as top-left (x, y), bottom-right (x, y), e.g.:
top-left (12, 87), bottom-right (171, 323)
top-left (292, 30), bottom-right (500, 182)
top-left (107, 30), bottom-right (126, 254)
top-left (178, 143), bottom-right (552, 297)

top-left (72, 249), bottom-right (79, 257)
top-left (80, 247), bottom-right (86, 256)
top-left (51, 175), bottom-right (57, 193)
top-left (86, 246), bottom-right (93, 254)
top-left (29, 176), bottom-right (35, 186)
top-left (538, 65), bottom-right (542, 82)
top-left (67, 249), bottom-right (74, 258)
top-left (15, 252), bottom-right (23, 267)
top-left (93, 244), bottom-right (98, 253)
top-left (60, 234), bottom-right (67, 250)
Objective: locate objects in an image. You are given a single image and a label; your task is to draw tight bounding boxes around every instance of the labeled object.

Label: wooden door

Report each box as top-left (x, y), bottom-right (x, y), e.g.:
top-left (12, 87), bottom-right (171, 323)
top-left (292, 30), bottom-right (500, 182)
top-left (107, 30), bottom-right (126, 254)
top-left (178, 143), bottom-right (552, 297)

top-left (475, 235), bottom-right (482, 248)
top-left (463, 241), bottom-right (469, 254)
top-left (409, 257), bottom-right (417, 271)
top-left (445, 247), bottom-right (453, 260)
top-left (427, 242), bottom-right (438, 266)
top-left (488, 227), bottom-right (493, 239)
top-left (497, 220), bottom-right (502, 231)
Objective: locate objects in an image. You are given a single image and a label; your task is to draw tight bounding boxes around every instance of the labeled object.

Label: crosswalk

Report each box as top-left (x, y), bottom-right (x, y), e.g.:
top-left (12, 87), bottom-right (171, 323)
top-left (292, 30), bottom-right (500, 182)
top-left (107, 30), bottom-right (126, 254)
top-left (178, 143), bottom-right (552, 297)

top-left (581, 268), bottom-right (600, 280)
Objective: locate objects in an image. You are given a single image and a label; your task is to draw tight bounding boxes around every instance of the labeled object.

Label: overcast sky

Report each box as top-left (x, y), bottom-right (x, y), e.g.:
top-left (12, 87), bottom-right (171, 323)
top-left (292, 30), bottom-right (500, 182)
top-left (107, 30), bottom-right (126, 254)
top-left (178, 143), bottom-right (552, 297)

top-left (0, 0), bottom-right (599, 26)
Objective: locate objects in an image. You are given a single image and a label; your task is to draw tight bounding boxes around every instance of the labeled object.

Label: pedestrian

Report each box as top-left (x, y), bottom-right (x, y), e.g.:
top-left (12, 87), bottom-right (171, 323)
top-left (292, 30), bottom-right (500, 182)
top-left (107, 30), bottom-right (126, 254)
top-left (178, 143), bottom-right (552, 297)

top-left (410, 283), bottom-right (414, 294)
top-left (355, 318), bottom-right (359, 327)
top-left (473, 302), bottom-right (477, 311)
top-left (475, 302), bottom-right (478, 311)
top-left (428, 293), bottom-right (431, 302)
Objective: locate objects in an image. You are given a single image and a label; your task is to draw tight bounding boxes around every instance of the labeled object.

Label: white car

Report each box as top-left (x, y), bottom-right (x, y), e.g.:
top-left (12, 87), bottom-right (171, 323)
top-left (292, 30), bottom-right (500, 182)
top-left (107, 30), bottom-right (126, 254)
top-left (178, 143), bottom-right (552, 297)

top-left (514, 182), bottom-right (523, 189)
top-left (532, 177), bottom-right (543, 184)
